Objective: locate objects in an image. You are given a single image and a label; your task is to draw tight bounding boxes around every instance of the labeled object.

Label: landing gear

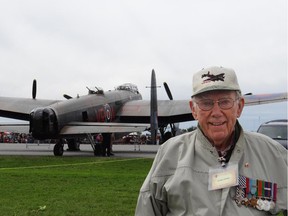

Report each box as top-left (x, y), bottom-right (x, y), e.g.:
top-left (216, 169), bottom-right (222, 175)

top-left (93, 144), bottom-right (102, 156)
top-left (66, 139), bottom-right (80, 151)
top-left (86, 133), bottom-right (112, 157)
top-left (102, 133), bottom-right (112, 157)
top-left (53, 140), bottom-right (64, 156)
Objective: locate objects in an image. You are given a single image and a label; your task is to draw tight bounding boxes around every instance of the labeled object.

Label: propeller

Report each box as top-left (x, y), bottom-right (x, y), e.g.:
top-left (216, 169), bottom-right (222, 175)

top-left (163, 82), bottom-right (173, 100)
top-left (63, 94), bottom-right (73, 100)
top-left (32, 79), bottom-right (37, 99)
top-left (150, 69), bottom-right (158, 144)
top-left (163, 81), bottom-right (180, 139)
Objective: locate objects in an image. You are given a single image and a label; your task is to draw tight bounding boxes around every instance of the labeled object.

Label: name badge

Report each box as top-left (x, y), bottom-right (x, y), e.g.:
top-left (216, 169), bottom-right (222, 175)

top-left (208, 163), bottom-right (238, 191)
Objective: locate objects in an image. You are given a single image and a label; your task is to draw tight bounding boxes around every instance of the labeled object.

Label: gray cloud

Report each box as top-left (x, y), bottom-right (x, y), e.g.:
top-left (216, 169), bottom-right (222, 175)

top-left (0, 0), bottom-right (286, 102)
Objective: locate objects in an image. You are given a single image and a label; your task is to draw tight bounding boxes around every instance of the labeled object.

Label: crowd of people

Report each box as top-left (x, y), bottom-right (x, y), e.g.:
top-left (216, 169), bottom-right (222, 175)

top-left (0, 132), bottom-right (34, 143)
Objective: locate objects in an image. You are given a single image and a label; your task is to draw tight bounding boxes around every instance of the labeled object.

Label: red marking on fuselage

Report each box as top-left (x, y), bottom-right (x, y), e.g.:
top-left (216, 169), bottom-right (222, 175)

top-left (96, 104), bottom-right (116, 122)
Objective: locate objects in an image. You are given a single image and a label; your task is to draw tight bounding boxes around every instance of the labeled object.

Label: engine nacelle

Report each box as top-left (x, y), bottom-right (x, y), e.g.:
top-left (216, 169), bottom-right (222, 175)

top-left (30, 108), bottom-right (58, 139)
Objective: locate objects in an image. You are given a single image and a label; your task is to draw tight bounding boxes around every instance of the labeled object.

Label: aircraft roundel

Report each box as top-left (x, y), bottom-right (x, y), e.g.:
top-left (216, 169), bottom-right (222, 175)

top-left (104, 104), bottom-right (111, 122)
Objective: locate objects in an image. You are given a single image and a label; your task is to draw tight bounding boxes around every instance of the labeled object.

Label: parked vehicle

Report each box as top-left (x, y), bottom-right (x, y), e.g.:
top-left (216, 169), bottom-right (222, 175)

top-left (257, 119), bottom-right (287, 149)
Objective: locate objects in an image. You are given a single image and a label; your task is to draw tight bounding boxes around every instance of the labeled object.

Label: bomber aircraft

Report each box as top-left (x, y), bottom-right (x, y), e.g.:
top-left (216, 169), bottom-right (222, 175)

top-left (0, 70), bottom-right (287, 156)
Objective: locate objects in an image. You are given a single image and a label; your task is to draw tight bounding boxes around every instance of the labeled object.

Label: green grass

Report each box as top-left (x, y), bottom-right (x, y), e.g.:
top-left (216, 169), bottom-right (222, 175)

top-left (0, 156), bottom-right (153, 216)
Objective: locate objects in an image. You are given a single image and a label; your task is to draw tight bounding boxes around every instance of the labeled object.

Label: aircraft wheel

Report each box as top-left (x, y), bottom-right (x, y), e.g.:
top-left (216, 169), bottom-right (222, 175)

top-left (93, 144), bottom-right (101, 156)
top-left (94, 149), bottom-right (98, 156)
top-left (67, 139), bottom-right (80, 151)
top-left (53, 143), bottom-right (64, 156)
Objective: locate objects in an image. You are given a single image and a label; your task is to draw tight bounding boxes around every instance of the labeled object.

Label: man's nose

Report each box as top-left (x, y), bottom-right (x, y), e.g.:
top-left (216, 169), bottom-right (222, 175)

top-left (211, 101), bottom-right (222, 114)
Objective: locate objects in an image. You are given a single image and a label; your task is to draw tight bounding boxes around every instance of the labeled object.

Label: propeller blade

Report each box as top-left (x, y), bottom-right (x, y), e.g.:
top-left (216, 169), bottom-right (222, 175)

top-left (150, 69), bottom-right (158, 144)
top-left (63, 94), bottom-right (73, 100)
top-left (163, 82), bottom-right (177, 141)
top-left (163, 82), bottom-right (173, 100)
top-left (32, 79), bottom-right (37, 99)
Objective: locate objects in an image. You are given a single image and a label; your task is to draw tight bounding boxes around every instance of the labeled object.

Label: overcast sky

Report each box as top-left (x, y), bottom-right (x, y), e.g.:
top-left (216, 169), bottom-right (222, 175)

top-left (0, 0), bottom-right (287, 102)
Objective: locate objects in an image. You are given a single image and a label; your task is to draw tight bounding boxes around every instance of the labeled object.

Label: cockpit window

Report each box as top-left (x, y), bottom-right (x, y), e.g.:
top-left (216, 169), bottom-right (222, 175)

top-left (116, 83), bottom-right (139, 94)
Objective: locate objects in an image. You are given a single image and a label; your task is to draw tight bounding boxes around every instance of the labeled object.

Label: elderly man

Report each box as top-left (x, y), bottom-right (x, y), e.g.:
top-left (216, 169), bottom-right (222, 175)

top-left (135, 66), bottom-right (287, 216)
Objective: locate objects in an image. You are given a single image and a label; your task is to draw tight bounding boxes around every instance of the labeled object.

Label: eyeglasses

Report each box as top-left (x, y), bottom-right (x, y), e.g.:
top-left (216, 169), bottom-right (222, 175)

top-left (195, 98), bottom-right (239, 111)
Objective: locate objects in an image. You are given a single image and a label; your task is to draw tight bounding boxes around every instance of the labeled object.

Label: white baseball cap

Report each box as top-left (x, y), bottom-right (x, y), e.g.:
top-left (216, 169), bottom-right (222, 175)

top-left (192, 66), bottom-right (241, 97)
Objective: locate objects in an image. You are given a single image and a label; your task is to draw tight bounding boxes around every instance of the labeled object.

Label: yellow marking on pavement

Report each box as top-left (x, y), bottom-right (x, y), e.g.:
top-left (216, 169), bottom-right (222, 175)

top-left (0, 158), bottom-right (146, 171)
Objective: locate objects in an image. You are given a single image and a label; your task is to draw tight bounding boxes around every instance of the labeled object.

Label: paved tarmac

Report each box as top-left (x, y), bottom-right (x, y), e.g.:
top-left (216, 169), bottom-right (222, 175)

top-left (0, 143), bottom-right (160, 158)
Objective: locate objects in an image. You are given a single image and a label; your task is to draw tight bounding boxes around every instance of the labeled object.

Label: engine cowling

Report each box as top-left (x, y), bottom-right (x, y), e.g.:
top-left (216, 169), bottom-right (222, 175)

top-left (29, 108), bottom-right (58, 139)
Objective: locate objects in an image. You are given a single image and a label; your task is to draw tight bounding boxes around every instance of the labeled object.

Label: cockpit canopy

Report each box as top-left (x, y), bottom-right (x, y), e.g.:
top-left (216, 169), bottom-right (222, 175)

top-left (116, 83), bottom-right (139, 94)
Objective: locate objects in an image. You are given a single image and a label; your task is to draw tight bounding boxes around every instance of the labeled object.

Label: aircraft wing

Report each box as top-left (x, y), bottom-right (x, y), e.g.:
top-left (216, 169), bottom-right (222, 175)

top-left (60, 122), bottom-right (150, 136)
top-left (0, 92), bottom-right (286, 125)
top-left (0, 122), bottom-right (149, 136)
top-left (0, 97), bottom-right (60, 120)
top-left (118, 100), bottom-right (194, 124)
top-left (244, 92), bottom-right (288, 105)
top-left (118, 92), bottom-right (288, 124)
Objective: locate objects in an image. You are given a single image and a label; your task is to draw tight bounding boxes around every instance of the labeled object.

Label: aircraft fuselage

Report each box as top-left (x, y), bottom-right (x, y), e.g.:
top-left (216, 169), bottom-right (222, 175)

top-left (29, 84), bottom-right (142, 139)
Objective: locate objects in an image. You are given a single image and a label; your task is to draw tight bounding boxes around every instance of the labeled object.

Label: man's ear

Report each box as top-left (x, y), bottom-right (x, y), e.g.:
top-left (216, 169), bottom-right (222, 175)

top-left (236, 97), bottom-right (245, 118)
top-left (189, 100), bottom-right (198, 120)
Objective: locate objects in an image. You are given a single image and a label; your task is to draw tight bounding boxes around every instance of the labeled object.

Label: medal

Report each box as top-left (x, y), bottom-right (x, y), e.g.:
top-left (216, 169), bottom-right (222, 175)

top-left (269, 201), bottom-right (275, 210)
top-left (234, 175), bottom-right (246, 205)
top-left (263, 200), bottom-right (270, 211)
top-left (256, 199), bottom-right (264, 210)
top-left (249, 197), bottom-right (258, 208)
top-left (234, 176), bottom-right (278, 212)
top-left (250, 179), bottom-right (257, 196)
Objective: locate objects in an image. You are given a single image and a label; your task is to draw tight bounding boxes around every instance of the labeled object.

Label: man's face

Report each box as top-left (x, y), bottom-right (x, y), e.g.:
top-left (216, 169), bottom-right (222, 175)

top-left (189, 90), bottom-right (244, 150)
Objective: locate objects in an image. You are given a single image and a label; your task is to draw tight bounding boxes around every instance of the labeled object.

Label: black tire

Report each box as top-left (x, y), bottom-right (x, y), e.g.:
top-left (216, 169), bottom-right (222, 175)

top-left (53, 144), bottom-right (64, 156)
top-left (94, 144), bottom-right (102, 156)
top-left (67, 139), bottom-right (80, 151)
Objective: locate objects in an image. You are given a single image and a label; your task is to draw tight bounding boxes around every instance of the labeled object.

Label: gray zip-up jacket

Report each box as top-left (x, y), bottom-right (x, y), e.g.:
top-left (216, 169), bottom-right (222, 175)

top-left (135, 124), bottom-right (287, 216)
